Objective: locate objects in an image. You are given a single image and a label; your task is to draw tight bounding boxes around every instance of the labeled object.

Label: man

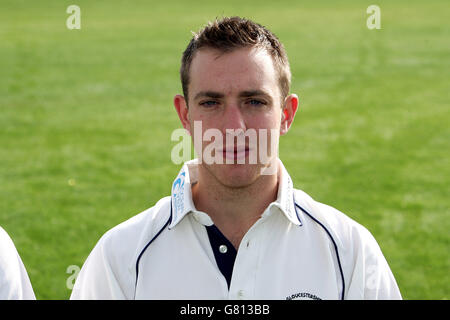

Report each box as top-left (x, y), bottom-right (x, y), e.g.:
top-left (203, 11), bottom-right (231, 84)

top-left (71, 17), bottom-right (401, 300)
top-left (0, 226), bottom-right (36, 299)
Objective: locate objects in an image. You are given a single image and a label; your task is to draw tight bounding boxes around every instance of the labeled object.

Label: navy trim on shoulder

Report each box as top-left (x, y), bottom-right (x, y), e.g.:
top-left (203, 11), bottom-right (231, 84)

top-left (135, 203), bottom-right (172, 289)
top-left (294, 202), bottom-right (346, 300)
top-left (293, 197), bottom-right (303, 226)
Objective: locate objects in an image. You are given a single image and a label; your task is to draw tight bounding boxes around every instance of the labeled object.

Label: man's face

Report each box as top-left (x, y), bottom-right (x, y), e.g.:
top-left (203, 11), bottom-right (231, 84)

top-left (184, 46), bottom-right (285, 188)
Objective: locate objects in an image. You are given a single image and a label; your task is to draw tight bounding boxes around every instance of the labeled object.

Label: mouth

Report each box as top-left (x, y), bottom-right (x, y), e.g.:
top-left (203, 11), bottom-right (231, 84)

top-left (222, 146), bottom-right (250, 161)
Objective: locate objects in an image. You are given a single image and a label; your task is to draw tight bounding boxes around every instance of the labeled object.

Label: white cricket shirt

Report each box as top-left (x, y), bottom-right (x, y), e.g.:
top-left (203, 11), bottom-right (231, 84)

top-left (71, 159), bottom-right (402, 300)
top-left (0, 226), bottom-right (36, 300)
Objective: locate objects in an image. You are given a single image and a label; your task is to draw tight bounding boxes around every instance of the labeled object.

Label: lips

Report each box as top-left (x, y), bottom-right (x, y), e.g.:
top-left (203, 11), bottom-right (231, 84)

top-left (222, 146), bottom-right (250, 161)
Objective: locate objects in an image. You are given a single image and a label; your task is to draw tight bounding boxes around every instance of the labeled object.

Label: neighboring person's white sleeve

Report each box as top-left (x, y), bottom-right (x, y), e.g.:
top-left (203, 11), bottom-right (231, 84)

top-left (0, 227), bottom-right (36, 300)
top-left (70, 234), bottom-right (128, 300)
top-left (346, 226), bottom-right (402, 300)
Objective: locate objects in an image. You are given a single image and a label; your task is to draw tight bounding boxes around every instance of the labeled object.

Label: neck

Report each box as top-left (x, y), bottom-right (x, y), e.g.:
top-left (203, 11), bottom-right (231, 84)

top-left (192, 162), bottom-right (280, 249)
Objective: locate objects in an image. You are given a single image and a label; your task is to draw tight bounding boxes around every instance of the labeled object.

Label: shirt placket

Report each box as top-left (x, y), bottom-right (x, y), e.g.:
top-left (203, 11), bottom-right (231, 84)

top-left (227, 217), bottom-right (266, 300)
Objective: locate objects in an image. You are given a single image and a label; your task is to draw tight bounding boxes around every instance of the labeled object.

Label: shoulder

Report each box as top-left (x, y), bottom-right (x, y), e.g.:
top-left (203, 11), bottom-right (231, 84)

top-left (0, 225), bottom-right (13, 246)
top-left (72, 196), bottom-right (172, 299)
top-left (0, 226), bottom-right (36, 300)
top-left (293, 188), bottom-right (381, 256)
top-left (97, 196), bottom-right (172, 260)
top-left (0, 226), bottom-right (19, 263)
top-left (293, 189), bottom-right (402, 299)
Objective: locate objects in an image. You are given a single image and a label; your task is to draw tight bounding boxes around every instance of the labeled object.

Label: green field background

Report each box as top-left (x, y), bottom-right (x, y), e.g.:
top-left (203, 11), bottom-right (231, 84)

top-left (0, 0), bottom-right (448, 299)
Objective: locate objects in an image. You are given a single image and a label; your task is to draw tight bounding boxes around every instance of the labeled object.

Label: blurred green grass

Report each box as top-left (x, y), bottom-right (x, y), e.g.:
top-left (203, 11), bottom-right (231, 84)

top-left (0, 0), bottom-right (448, 299)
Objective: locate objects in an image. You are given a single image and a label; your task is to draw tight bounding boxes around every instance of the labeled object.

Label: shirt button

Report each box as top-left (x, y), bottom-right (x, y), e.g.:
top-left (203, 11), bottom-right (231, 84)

top-left (219, 245), bottom-right (228, 254)
top-left (237, 290), bottom-right (244, 299)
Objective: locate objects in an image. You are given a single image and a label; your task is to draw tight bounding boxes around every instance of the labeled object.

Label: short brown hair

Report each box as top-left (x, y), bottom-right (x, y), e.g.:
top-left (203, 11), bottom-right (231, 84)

top-left (180, 16), bottom-right (291, 105)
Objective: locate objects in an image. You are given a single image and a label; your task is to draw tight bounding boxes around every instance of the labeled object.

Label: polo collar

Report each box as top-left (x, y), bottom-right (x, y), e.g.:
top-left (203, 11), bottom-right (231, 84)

top-left (169, 159), bottom-right (198, 229)
top-left (270, 160), bottom-right (302, 226)
top-left (168, 159), bottom-right (302, 229)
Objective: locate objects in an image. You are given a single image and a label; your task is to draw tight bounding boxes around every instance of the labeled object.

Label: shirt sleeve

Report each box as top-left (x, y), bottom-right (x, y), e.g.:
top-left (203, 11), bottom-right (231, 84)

top-left (345, 226), bottom-right (402, 300)
top-left (0, 227), bottom-right (36, 300)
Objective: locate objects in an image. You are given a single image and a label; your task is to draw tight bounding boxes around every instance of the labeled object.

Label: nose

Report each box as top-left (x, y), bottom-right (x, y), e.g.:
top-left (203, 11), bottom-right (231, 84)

top-left (222, 104), bottom-right (246, 132)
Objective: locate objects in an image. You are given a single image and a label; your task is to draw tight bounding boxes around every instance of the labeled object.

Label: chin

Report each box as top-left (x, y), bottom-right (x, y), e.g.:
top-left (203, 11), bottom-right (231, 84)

top-left (205, 163), bottom-right (266, 189)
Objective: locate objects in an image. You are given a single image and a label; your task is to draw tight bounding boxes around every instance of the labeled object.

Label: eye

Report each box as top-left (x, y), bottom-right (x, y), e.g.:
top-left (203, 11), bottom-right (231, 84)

top-left (246, 99), bottom-right (266, 106)
top-left (199, 100), bottom-right (219, 107)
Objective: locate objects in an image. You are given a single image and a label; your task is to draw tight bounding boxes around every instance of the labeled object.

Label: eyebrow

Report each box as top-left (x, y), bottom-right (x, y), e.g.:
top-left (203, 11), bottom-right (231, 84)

top-left (238, 90), bottom-right (272, 100)
top-left (193, 91), bottom-right (224, 100)
top-left (193, 90), bottom-right (273, 101)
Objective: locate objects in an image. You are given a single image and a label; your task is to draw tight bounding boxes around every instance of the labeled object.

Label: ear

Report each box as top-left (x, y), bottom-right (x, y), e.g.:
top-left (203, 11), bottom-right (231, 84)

top-left (280, 94), bottom-right (299, 136)
top-left (174, 94), bottom-right (191, 135)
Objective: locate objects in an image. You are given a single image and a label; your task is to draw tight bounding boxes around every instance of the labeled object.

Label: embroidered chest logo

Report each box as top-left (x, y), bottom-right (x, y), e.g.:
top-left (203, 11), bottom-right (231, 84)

top-left (286, 292), bottom-right (322, 300)
top-left (172, 171), bottom-right (186, 221)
